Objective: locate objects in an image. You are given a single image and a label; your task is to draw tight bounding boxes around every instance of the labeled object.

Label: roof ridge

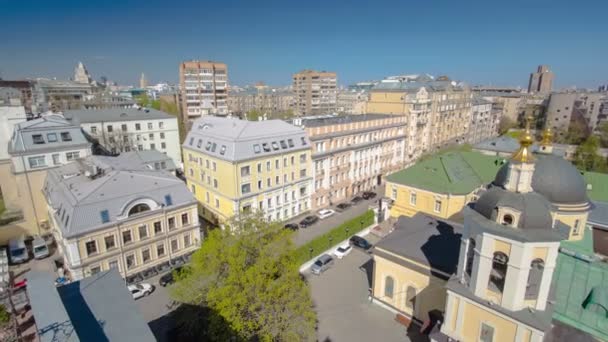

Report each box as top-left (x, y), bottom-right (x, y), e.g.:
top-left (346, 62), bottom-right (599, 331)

top-left (76, 170), bottom-right (119, 202)
top-left (459, 151), bottom-right (484, 184)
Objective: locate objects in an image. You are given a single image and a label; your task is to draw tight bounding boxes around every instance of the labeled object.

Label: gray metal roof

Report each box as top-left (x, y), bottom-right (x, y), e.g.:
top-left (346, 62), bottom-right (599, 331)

top-left (183, 116), bottom-right (310, 163)
top-left (374, 214), bottom-right (463, 276)
top-left (44, 153), bottom-right (195, 238)
top-left (64, 107), bottom-right (174, 123)
top-left (8, 114), bottom-right (91, 155)
top-left (371, 79), bottom-right (468, 93)
top-left (473, 136), bottom-right (567, 157)
top-left (294, 113), bottom-right (398, 128)
top-left (28, 269), bottom-right (155, 342)
top-left (101, 150), bottom-right (176, 171)
top-left (589, 201), bottom-right (608, 228)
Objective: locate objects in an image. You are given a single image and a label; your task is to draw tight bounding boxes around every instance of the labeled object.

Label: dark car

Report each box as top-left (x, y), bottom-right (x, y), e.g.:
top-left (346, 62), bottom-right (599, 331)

top-left (284, 223), bottom-right (299, 231)
top-left (299, 215), bottom-right (319, 228)
top-left (336, 202), bottom-right (351, 211)
top-left (349, 235), bottom-right (372, 250)
top-left (362, 191), bottom-right (377, 200)
top-left (159, 266), bottom-right (183, 287)
top-left (351, 196), bottom-right (364, 204)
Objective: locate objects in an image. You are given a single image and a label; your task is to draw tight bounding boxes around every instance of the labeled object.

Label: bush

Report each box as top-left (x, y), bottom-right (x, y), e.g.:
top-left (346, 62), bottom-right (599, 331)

top-left (293, 210), bottom-right (375, 265)
top-left (0, 304), bottom-right (10, 325)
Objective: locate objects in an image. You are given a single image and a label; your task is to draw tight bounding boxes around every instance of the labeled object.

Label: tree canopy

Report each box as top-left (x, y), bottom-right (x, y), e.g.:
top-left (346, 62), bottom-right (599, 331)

top-left (573, 136), bottom-right (608, 173)
top-left (170, 213), bottom-right (316, 341)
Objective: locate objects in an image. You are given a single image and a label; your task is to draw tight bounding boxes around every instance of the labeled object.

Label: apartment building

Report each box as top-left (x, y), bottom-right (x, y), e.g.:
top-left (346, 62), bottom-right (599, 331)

top-left (528, 65), bottom-right (554, 94)
top-left (337, 89), bottom-right (368, 114)
top-left (292, 70), bottom-right (337, 115)
top-left (0, 80), bottom-right (37, 113)
top-left (228, 86), bottom-right (293, 116)
top-left (545, 92), bottom-right (578, 134)
top-left (179, 60), bottom-right (228, 121)
top-left (467, 96), bottom-right (498, 144)
top-left (366, 75), bottom-right (472, 158)
top-left (44, 153), bottom-right (200, 280)
top-left (0, 115), bottom-right (92, 242)
top-left (64, 107), bottom-right (182, 167)
top-left (35, 78), bottom-right (94, 112)
top-left (183, 116), bottom-right (313, 224)
top-left (294, 114), bottom-right (406, 209)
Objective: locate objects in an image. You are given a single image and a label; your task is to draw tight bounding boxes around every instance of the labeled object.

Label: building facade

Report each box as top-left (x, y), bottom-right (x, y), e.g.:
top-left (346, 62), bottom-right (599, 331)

top-left (64, 108), bottom-right (182, 167)
top-left (179, 60), bottom-right (228, 120)
top-left (295, 114), bottom-right (407, 209)
top-left (337, 89), bottom-right (368, 114)
top-left (44, 153), bottom-right (200, 280)
top-left (292, 70), bottom-right (337, 115)
top-left (0, 115), bottom-right (92, 243)
top-left (35, 78), bottom-right (94, 112)
top-left (545, 92), bottom-right (578, 134)
top-left (0, 80), bottom-right (37, 114)
top-left (183, 117), bottom-right (313, 224)
top-left (528, 65), bottom-right (554, 94)
top-left (468, 96), bottom-right (498, 144)
top-left (228, 86), bottom-right (294, 116)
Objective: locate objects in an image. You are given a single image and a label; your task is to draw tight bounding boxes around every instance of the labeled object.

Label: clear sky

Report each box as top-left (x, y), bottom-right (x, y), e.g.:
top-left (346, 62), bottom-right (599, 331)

top-left (1, 0), bottom-right (607, 88)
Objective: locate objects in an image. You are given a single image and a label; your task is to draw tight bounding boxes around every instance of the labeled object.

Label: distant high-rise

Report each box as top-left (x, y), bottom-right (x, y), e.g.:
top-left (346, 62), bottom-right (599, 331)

top-left (73, 62), bottom-right (93, 84)
top-left (292, 70), bottom-right (337, 115)
top-left (179, 60), bottom-right (228, 121)
top-left (139, 73), bottom-right (148, 88)
top-left (528, 65), bottom-right (554, 94)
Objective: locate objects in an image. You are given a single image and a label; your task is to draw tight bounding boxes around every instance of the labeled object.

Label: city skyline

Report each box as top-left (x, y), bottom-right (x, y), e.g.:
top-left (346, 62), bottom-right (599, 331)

top-left (1, 0), bottom-right (607, 88)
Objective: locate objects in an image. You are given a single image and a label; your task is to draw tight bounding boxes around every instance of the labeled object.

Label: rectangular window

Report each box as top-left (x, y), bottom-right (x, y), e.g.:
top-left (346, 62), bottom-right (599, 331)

top-left (184, 234), bottom-right (191, 247)
top-left (300, 169), bottom-right (307, 177)
top-left (212, 162), bottom-right (217, 171)
top-left (267, 178), bottom-right (271, 187)
top-left (157, 243), bottom-right (165, 257)
top-left (241, 166), bottom-right (250, 177)
top-left (32, 134), bottom-right (45, 144)
top-left (52, 153), bottom-right (60, 165)
top-left (85, 241), bottom-right (97, 256)
top-left (138, 225), bottom-right (148, 239)
top-left (168, 217), bottom-right (176, 229)
top-left (66, 151), bottom-right (80, 161)
top-left (104, 235), bottom-right (115, 250)
top-left (275, 159), bottom-right (279, 169)
top-left (159, 121), bottom-right (164, 129)
top-left (300, 154), bottom-right (306, 162)
top-left (122, 230), bottom-right (132, 244)
top-left (479, 323), bottom-right (495, 342)
top-left (100, 210), bottom-right (110, 223)
top-left (391, 188), bottom-right (397, 200)
top-left (154, 221), bottom-right (162, 235)
top-left (266, 161), bottom-right (271, 171)
top-left (135, 123), bottom-right (141, 131)
top-left (142, 249), bottom-right (151, 263)
top-left (107, 125), bottom-right (113, 132)
top-left (171, 239), bottom-right (178, 252)
top-left (291, 156), bottom-right (295, 165)
top-left (126, 254), bottom-right (135, 269)
top-left (181, 213), bottom-right (189, 225)
top-left (434, 199), bottom-right (442, 213)
top-left (28, 156), bottom-right (46, 168)
top-left (150, 143), bottom-right (156, 150)
top-left (160, 132), bottom-right (165, 139)
top-left (257, 163), bottom-right (262, 173)
top-left (121, 124), bottom-right (127, 131)
top-left (215, 198), bottom-right (220, 208)
top-left (148, 122), bottom-right (153, 130)
top-left (241, 183), bottom-right (251, 194)
top-left (164, 194), bottom-right (173, 206)
top-left (410, 193), bottom-right (417, 206)
top-left (47, 133), bottom-right (58, 142)
top-left (149, 133), bottom-right (154, 140)
top-left (60, 132), bottom-right (72, 141)
top-left (213, 179), bottom-right (218, 188)
top-left (161, 142), bottom-right (166, 149)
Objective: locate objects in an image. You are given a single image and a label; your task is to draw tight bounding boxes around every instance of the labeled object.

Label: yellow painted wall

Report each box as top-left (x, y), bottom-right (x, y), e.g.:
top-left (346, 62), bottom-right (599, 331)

top-left (387, 182), bottom-right (470, 220)
top-left (366, 92), bottom-right (409, 114)
top-left (461, 299), bottom-right (518, 342)
top-left (373, 252), bottom-right (448, 321)
top-left (532, 247), bottom-right (548, 261)
top-left (553, 210), bottom-right (588, 241)
top-left (494, 239), bottom-right (512, 257)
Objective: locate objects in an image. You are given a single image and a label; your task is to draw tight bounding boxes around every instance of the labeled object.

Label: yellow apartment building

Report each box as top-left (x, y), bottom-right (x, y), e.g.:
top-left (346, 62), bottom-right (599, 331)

top-left (44, 153), bottom-right (200, 280)
top-left (183, 116), bottom-right (313, 224)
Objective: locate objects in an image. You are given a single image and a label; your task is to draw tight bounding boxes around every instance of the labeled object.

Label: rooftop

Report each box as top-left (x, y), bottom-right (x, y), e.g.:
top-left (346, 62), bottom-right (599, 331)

top-left (386, 150), bottom-right (503, 195)
top-left (588, 201), bottom-right (608, 228)
top-left (27, 269), bottom-right (155, 342)
top-left (294, 113), bottom-right (398, 128)
top-left (371, 79), bottom-right (468, 93)
top-left (183, 116), bottom-right (309, 162)
top-left (64, 107), bottom-right (174, 123)
top-left (44, 153), bottom-right (194, 238)
top-left (8, 114), bottom-right (91, 155)
top-left (374, 214), bottom-right (462, 277)
top-left (583, 172), bottom-right (608, 203)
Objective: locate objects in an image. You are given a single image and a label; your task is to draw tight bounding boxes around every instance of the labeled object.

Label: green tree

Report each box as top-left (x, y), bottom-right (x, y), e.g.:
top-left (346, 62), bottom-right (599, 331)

top-left (246, 109), bottom-right (264, 121)
top-left (170, 213), bottom-right (316, 342)
top-left (599, 122), bottom-right (608, 148)
top-left (498, 116), bottom-right (516, 135)
top-left (573, 136), bottom-right (608, 173)
top-left (565, 120), bottom-right (587, 145)
top-left (0, 304), bottom-right (10, 326)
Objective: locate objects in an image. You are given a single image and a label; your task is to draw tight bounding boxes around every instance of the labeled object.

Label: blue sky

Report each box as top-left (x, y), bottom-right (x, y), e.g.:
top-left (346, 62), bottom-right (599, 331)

top-left (1, 0), bottom-right (607, 88)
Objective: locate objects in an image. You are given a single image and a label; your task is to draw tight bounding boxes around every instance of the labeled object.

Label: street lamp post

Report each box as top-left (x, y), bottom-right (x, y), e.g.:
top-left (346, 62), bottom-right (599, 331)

top-left (309, 247), bottom-right (313, 258)
top-left (360, 220), bottom-right (364, 230)
top-left (329, 236), bottom-right (333, 248)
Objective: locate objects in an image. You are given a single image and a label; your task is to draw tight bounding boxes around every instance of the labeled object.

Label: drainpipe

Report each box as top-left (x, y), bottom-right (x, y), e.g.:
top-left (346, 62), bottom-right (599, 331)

top-left (20, 154), bottom-right (41, 236)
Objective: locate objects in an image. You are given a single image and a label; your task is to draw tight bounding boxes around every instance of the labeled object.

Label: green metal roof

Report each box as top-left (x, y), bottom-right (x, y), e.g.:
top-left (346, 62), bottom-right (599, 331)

top-left (386, 151), bottom-right (504, 195)
top-left (583, 171), bottom-right (608, 202)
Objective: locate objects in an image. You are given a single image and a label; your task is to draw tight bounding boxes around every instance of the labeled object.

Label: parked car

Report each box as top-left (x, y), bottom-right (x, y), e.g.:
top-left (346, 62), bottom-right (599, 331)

top-left (128, 283), bottom-right (154, 300)
top-left (333, 244), bottom-right (352, 259)
top-left (299, 215), bottom-right (319, 228)
top-left (32, 236), bottom-right (50, 260)
top-left (284, 223), bottom-right (299, 231)
top-left (335, 202), bottom-right (351, 211)
top-left (317, 209), bottom-right (335, 219)
top-left (362, 191), bottom-right (377, 200)
top-left (159, 267), bottom-right (183, 287)
top-left (311, 254), bottom-right (334, 275)
top-left (349, 235), bottom-right (372, 250)
top-left (351, 196), bottom-right (364, 204)
top-left (8, 236), bottom-right (28, 264)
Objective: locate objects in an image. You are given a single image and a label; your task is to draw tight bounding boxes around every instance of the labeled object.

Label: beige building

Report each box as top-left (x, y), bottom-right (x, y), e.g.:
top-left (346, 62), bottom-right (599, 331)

top-left (44, 153), bottom-right (200, 280)
top-left (0, 114), bottom-right (92, 243)
top-left (337, 89), bottom-right (368, 114)
top-left (228, 85), bottom-right (293, 116)
top-left (295, 114), bottom-right (407, 209)
top-left (292, 70), bottom-right (337, 115)
top-left (528, 65), bottom-right (554, 94)
top-left (179, 60), bottom-right (228, 121)
top-left (545, 92), bottom-right (578, 134)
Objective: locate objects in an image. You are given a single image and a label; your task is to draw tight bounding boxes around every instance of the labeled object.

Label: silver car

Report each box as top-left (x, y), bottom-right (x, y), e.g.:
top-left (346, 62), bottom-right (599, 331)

top-left (311, 254), bottom-right (334, 275)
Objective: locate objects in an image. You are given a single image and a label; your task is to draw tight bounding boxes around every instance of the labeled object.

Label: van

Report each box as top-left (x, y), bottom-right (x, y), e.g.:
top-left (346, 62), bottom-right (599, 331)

top-left (311, 254), bottom-right (334, 275)
top-left (32, 236), bottom-right (50, 259)
top-left (8, 236), bottom-right (28, 264)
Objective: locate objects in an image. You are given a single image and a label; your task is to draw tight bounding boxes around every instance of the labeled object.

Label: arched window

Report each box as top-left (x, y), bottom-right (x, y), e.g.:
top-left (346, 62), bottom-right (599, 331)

top-left (489, 252), bottom-right (509, 293)
top-left (525, 259), bottom-right (545, 299)
top-left (128, 203), bottom-right (151, 216)
top-left (405, 286), bottom-right (417, 310)
top-left (384, 276), bottom-right (394, 299)
top-left (502, 214), bottom-right (514, 226)
top-left (466, 238), bottom-right (476, 278)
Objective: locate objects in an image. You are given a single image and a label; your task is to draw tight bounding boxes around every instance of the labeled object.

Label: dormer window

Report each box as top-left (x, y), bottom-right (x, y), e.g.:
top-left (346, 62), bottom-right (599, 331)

top-left (32, 134), bottom-right (45, 144)
top-left (502, 214), bottom-right (514, 226)
top-left (47, 133), bottom-right (58, 142)
top-left (61, 132), bottom-right (72, 142)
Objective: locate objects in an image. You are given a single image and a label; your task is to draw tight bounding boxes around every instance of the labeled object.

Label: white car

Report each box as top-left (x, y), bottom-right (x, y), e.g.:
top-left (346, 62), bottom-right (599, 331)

top-left (128, 283), bottom-right (154, 300)
top-left (333, 243), bottom-right (352, 259)
top-left (317, 209), bottom-right (336, 219)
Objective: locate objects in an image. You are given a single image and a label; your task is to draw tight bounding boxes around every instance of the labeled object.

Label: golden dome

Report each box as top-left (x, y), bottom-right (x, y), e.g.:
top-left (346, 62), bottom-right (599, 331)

top-left (540, 127), bottom-right (553, 146)
top-left (511, 115), bottom-right (535, 163)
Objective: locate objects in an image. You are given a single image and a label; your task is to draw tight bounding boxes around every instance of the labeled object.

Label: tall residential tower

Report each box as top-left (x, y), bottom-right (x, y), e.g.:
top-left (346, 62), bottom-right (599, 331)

top-left (528, 65), bottom-right (554, 94)
top-left (179, 60), bottom-right (228, 121)
top-left (292, 70), bottom-right (337, 115)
